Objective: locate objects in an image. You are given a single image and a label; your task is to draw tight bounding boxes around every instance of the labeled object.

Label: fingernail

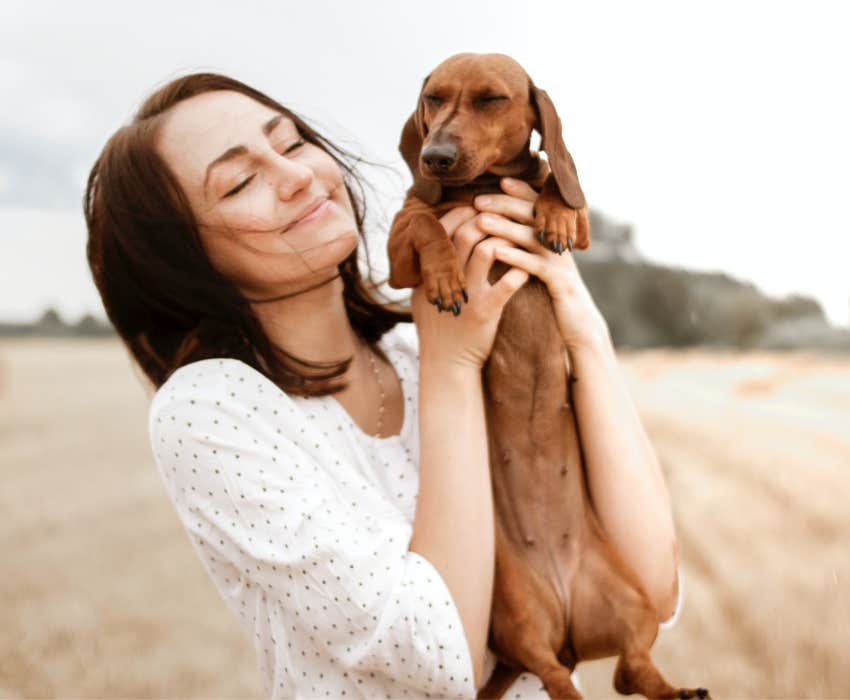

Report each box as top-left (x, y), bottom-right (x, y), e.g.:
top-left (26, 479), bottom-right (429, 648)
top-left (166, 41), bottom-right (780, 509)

top-left (476, 195), bottom-right (492, 207)
top-left (480, 214), bottom-right (495, 227)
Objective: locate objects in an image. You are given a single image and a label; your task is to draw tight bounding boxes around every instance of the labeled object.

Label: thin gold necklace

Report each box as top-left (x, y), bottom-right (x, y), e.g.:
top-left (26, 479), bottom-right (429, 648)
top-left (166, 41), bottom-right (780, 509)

top-left (366, 345), bottom-right (386, 438)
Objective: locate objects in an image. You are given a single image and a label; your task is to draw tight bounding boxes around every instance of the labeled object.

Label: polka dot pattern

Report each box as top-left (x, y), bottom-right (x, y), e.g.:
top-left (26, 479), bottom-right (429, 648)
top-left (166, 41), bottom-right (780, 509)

top-left (148, 321), bottom-right (681, 698)
top-left (148, 323), bottom-right (476, 698)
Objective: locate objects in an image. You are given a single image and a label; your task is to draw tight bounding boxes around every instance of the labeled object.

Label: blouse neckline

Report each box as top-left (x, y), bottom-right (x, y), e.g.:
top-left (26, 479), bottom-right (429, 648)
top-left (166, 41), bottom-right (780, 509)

top-left (161, 327), bottom-right (415, 447)
top-left (323, 332), bottom-right (412, 445)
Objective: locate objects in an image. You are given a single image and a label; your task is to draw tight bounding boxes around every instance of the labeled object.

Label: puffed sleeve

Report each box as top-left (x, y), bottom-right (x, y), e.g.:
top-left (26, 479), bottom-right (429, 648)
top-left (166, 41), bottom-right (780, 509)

top-left (149, 359), bottom-right (476, 698)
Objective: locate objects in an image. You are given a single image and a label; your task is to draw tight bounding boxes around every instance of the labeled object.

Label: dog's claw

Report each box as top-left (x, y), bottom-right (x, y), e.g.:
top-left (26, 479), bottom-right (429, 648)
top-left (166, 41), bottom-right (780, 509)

top-left (566, 237), bottom-right (574, 252)
top-left (462, 288), bottom-right (468, 303)
top-left (554, 240), bottom-right (564, 255)
top-left (537, 230), bottom-right (547, 246)
top-left (451, 301), bottom-right (461, 316)
top-left (677, 690), bottom-right (710, 700)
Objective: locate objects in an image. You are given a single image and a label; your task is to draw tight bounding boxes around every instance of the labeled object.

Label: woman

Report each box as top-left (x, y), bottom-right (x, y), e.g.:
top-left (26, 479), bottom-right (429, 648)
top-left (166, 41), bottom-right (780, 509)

top-left (85, 73), bottom-right (680, 699)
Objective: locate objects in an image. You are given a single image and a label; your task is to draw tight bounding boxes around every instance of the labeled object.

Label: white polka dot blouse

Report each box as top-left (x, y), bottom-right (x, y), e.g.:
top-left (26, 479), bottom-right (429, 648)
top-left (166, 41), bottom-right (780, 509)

top-left (148, 322), bottom-right (681, 699)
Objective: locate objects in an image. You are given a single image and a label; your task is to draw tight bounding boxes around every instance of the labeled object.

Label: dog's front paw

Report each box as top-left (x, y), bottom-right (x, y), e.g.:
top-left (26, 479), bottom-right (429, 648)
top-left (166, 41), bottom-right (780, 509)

top-left (533, 190), bottom-right (590, 254)
top-left (419, 237), bottom-right (467, 315)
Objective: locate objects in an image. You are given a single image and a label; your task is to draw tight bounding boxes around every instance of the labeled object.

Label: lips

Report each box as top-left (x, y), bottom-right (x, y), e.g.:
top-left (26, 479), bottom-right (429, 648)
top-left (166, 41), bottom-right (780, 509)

top-left (282, 196), bottom-right (330, 233)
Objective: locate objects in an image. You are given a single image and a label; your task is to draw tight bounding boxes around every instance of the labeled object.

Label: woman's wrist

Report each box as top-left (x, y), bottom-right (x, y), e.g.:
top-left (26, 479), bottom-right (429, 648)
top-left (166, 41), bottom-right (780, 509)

top-left (564, 317), bottom-right (614, 357)
top-left (419, 350), bottom-right (484, 377)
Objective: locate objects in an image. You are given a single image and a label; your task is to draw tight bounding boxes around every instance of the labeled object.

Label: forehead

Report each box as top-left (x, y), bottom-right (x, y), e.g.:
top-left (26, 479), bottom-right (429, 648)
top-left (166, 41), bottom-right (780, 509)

top-left (427, 54), bottom-right (530, 95)
top-left (157, 90), bottom-right (293, 182)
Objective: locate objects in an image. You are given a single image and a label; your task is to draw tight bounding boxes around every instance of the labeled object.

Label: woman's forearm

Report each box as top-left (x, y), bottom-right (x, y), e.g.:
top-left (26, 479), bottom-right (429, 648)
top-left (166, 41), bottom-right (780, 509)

top-left (410, 359), bottom-right (494, 688)
top-left (568, 332), bottom-right (679, 622)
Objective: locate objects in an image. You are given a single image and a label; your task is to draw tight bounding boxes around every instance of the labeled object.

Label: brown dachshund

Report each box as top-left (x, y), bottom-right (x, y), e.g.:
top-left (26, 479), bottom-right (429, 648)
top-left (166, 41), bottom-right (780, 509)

top-left (387, 54), bottom-right (710, 700)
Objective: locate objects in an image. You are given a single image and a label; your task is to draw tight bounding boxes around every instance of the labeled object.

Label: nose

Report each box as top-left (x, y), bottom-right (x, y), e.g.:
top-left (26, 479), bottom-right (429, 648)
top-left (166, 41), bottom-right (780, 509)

top-left (421, 142), bottom-right (457, 174)
top-left (274, 157), bottom-right (313, 201)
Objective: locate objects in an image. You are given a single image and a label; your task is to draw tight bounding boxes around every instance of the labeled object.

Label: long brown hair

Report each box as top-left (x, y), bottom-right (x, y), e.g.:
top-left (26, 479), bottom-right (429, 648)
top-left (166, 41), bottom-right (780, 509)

top-left (85, 73), bottom-right (411, 396)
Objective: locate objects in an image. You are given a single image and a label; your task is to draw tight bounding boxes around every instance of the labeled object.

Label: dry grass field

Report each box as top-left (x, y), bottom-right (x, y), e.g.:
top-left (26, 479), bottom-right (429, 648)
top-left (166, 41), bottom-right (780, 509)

top-left (1, 338), bottom-right (848, 698)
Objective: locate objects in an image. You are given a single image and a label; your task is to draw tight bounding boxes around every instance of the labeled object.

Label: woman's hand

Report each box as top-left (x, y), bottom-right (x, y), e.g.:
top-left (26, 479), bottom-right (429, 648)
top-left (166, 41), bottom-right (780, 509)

top-left (473, 178), bottom-right (611, 351)
top-left (412, 206), bottom-right (529, 370)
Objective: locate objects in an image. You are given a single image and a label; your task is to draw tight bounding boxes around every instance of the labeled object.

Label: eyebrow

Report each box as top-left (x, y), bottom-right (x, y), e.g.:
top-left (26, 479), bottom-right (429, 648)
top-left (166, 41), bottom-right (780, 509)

top-left (203, 113), bottom-right (287, 191)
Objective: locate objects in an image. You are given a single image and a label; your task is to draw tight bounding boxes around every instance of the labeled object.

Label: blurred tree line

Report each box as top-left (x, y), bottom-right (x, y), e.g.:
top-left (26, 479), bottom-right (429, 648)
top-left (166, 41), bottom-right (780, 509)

top-left (0, 309), bottom-right (113, 337)
top-left (576, 210), bottom-right (850, 351)
top-left (577, 260), bottom-right (850, 350)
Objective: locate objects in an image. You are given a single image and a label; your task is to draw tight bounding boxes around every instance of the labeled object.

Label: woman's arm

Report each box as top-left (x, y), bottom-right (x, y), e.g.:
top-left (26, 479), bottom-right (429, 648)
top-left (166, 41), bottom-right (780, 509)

top-left (568, 332), bottom-right (679, 622)
top-left (407, 207), bottom-right (529, 689)
top-left (412, 360), bottom-right (493, 689)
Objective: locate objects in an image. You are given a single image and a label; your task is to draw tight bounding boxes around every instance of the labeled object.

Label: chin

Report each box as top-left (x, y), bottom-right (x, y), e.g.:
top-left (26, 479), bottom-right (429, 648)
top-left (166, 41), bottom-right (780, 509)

top-left (301, 226), bottom-right (360, 271)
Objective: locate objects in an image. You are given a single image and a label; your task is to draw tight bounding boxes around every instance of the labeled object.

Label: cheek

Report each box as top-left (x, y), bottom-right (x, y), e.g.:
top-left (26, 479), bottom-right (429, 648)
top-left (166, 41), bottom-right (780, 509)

top-left (312, 151), bottom-right (345, 190)
top-left (199, 225), bottom-right (315, 289)
top-left (215, 188), bottom-right (280, 233)
top-left (502, 111), bottom-right (534, 151)
top-left (312, 153), bottom-right (355, 216)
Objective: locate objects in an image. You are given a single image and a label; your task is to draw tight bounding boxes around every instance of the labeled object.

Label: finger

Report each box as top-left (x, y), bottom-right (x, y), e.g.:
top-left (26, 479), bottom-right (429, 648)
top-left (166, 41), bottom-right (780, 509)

top-left (501, 177), bottom-right (538, 201)
top-left (490, 266), bottom-right (530, 306)
top-left (473, 192), bottom-right (535, 224)
top-left (491, 244), bottom-right (548, 279)
top-left (477, 213), bottom-right (538, 250)
top-left (464, 236), bottom-right (511, 284)
top-left (438, 206), bottom-right (477, 237)
top-left (494, 245), bottom-right (585, 302)
top-left (452, 218), bottom-right (488, 267)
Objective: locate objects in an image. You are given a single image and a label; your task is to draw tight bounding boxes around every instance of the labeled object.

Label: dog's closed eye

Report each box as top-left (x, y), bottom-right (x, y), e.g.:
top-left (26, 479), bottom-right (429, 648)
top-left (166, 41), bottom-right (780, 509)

top-left (474, 94), bottom-right (509, 109)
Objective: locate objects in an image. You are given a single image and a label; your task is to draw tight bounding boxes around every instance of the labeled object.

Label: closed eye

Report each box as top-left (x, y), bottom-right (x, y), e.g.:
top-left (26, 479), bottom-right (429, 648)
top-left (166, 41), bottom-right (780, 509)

top-left (423, 94), bottom-right (443, 107)
top-left (223, 174), bottom-right (255, 198)
top-left (280, 138), bottom-right (306, 155)
top-left (474, 95), bottom-right (509, 108)
top-left (222, 139), bottom-right (306, 198)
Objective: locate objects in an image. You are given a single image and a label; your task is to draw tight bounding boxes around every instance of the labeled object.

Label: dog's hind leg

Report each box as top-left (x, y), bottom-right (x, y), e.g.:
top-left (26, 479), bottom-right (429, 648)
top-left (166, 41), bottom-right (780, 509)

top-left (522, 648), bottom-right (580, 700)
top-left (569, 535), bottom-right (711, 699)
top-left (490, 640), bottom-right (579, 700)
top-left (613, 650), bottom-right (710, 700)
top-left (476, 662), bottom-right (522, 699)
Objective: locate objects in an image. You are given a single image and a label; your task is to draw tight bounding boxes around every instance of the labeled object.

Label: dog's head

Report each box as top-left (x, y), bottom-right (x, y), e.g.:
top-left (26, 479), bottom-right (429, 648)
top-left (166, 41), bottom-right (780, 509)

top-left (399, 53), bottom-right (585, 209)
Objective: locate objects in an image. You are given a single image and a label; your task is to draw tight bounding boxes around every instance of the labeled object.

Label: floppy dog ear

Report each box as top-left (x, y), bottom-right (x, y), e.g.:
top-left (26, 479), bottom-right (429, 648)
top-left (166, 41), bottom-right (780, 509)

top-left (530, 83), bottom-right (586, 210)
top-left (399, 75), bottom-right (442, 205)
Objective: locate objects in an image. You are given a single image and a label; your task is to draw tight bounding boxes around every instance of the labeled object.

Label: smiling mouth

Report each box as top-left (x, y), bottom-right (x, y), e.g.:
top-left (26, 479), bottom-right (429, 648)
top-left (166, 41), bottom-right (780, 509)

top-left (282, 196), bottom-right (331, 233)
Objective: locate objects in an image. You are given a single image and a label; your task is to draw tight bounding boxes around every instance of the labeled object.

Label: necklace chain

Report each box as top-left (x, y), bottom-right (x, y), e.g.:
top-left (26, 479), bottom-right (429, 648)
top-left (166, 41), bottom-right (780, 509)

top-left (366, 346), bottom-right (386, 438)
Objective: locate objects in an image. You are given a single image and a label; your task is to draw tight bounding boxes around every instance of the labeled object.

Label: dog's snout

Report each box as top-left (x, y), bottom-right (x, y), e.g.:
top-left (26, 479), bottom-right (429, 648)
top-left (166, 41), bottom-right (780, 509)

top-left (421, 142), bottom-right (457, 174)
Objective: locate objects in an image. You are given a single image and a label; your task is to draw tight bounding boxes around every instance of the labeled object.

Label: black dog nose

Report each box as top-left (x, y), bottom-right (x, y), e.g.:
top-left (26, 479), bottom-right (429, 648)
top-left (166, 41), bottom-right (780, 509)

top-left (421, 143), bottom-right (457, 173)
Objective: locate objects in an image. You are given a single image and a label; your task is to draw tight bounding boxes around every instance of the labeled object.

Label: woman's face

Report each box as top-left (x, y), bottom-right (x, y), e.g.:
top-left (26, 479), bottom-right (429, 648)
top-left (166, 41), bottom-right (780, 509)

top-left (156, 90), bottom-right (359, 299)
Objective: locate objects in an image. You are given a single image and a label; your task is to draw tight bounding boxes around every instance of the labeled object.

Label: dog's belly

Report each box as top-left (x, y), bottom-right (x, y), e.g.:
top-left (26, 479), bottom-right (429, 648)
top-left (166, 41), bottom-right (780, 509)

top-left (483, 272), bottom-right (591, 630)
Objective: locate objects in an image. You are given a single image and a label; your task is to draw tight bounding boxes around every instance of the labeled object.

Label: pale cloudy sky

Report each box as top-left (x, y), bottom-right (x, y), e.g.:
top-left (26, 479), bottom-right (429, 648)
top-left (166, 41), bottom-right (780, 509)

top-left (2, 0), bottom-right (848, 325)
